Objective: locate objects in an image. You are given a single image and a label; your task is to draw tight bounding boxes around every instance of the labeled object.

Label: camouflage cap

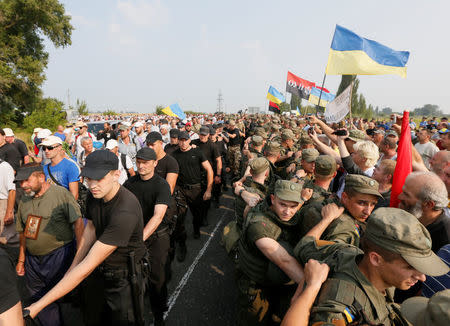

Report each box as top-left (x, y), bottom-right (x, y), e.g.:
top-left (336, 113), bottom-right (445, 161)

top-left (315, 155), bottom-right (337, 176)
top-left (272, 124), bottom-right (282, 131)
top-left (301, 148), bottom-right (320, 163)
top-left (299, 135), bottom-right (314, 146)
top-left (344, 174), bottom-right (382, 198)
top-left (281, 129), bottom-right (295, 140)
top-left (366, 208), bottom-right (450, 276)
top-left (347, 129), bottom-right (366, 142)
top-left (249, 157), bottom-right (270, 175)
top-left (251, 135), bottom-right (264, 146)
top-left (274, 180), bottom-right (303, 203)
top-left (254, 129), bottom-right (268, 139)
top-left (401, 289), bottom-right (450, 326)
top-left (265, 141), bottom-right (281, 154)
top-left (229, 120), bottom-right (236, 126)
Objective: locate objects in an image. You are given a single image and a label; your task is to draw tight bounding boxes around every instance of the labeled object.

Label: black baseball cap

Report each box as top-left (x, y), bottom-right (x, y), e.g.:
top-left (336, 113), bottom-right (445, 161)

top-left (80, 150), bottom-right (119, 180)
top-left (178, 131), bottom-right (190, 140)
top-left (146, 131), bottom-right (163, 144)
top-left (169, 128), bottom-right (180, 138)
top-left (136, 148), bottom-right (157, 161)
top-left (15, 165), bottom-right (43, 182)
top-left (209, 126), bottom-right (216, 135)
top-left (199, 126), bottom-right (210, 136)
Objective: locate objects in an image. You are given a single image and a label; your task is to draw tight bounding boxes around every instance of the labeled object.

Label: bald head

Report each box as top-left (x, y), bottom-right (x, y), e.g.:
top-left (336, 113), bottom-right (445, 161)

top-left (403, 172), bottom-right (448, 211)
top-left (430, 150), bottom-right (450, 176)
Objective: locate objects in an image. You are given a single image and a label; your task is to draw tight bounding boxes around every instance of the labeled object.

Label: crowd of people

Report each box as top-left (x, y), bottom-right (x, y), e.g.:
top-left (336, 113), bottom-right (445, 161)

top-left (0, 112), bottom-right (449, 326)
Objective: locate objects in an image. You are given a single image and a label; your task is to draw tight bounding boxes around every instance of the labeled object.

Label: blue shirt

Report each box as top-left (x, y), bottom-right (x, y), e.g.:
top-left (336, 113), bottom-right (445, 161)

top-left (44, 158), bottom-right (80, 190)
top-left (422, 244), bottom-right (450, 298)
top-left (54, 132), bottom-right (66, 141)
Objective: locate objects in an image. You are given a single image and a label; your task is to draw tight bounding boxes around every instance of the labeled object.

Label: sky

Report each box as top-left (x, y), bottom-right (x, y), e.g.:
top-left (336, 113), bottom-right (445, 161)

top-left (42, 0), bottom-right (450, 114)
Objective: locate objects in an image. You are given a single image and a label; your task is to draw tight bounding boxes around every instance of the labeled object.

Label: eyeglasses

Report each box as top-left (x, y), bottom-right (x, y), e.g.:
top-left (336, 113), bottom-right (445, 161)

top-left (43, 145), bottom-right (60, 151)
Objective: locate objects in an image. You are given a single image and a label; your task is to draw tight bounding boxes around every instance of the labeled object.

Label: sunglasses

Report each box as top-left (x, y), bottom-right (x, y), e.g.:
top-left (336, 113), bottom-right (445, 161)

top-left (43, 145), bottom-right (60, 151)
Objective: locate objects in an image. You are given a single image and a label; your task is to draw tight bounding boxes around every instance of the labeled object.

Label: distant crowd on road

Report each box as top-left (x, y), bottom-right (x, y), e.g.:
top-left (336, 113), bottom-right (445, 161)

top-left (0, 112), bottom-right (449, 326)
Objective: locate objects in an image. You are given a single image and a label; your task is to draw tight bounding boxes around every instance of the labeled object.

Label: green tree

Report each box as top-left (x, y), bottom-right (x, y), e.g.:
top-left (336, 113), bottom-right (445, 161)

top-left (278, 102), bottom-right (291, 114)
top-left (0, 0), bottom-right (73, 124)
top-left (76, 99), bottom-right (89, 115)
top-left (290, 94), bottom-right (302, 113)
top-left (102, 109), bottom-right (118, 116)
top-left (23, 97), bottom-right (66, 132)
top-left (336, 75), bottom-right (356, 97)
top-left (382, 107), bottom-right (393, 115)
top-left (412, 104), bottom-right (442, 117)
top-left (156, 105), bottom-right (165, 115)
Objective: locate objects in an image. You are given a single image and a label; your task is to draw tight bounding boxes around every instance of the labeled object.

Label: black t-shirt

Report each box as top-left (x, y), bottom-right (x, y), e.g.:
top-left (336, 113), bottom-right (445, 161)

top-left (12, 139), bottom-right (28, 161)
top-left (85, 186), bottom-right (146, 267)
top-left (123, 174), bottom-right (171, 229)
top-left (0, 143), bottom-right (21, 171)
top-left (164, 143), bottom-right (179, 156)
top-left (155, 154), bottom-right (179, 179)
top-left (191, 139), bottom-right (220, 167)
top-left (171, 147), bottom-right (207, 185)
top-left (226, 128), bottom-right (241, 146)
top-left (0, 248), bottom-right (20, 314)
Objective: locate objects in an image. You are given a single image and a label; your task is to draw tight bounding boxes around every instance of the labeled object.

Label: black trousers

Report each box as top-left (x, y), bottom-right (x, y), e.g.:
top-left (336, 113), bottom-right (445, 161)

top-left (173, 185), bottom-right (207, 241)
top-left (80, 263), bottom-right (146, 326)
top-left (146, 231), bottom-right (170, 319)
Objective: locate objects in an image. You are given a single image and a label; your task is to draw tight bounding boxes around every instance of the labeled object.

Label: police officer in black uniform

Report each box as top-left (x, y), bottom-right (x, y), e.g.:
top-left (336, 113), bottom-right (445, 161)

top-left (24, 150), bottom-right (148, 326)
top-left (171, 131), bottom-right (214, 259)
top-left (124, 148), bottom-right (171, 326)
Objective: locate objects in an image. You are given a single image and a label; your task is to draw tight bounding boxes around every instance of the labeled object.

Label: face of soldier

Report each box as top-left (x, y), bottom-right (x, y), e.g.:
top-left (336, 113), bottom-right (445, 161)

top-left (375, 256), bottom-right (426, 290)
top-left (301, 160), bottom-right (315, 174)
top-left (85, 170), bottom-right (120, 199)
top-left (341, 192), bottom-right (378, 222)
top-left (270, 195), bottom-right (301, 221)
top-left (136, 159), bottom-right (157, 178)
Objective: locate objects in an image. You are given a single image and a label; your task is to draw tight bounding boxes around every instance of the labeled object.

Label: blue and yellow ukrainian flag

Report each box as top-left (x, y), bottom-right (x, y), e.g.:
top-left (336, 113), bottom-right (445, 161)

top-left (296, 106), bottom-right (301, 116)
top-left (162, 103), bottom-right (186, 120)
top-left (266, 86), bottom-right (285, 105)
top-left (308, 87), bottom-right (335, 107)
top-left (325, 25), bottom-right (410, 78)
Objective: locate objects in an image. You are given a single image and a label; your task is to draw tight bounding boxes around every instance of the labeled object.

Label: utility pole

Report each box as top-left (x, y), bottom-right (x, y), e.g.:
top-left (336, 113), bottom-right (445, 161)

top-left (217, 90), bottom-right (223, 113)
top-left (67, 89), bottom-right (71, 109)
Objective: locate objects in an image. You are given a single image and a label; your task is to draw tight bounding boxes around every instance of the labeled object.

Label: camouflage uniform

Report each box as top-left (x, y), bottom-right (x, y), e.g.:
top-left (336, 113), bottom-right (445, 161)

top-left (227, 120), bottom-right (242, 177)
top-left (237, 181), bottom-right (304, 325)
top-left (298, 174), bottom-right (382, 247)
top-left (294, 207), bottom-right (449, 326)
top-left (302, 155), bottom-right (336, 205)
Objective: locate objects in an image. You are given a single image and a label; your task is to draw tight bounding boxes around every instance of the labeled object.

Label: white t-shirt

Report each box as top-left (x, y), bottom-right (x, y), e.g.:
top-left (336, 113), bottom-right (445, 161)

top-left (0, 161), bottom-right (15, 199)
top-left (415, 141), bottom-right (439, 170)
top-left (117, 153), bottom-right (133, 185)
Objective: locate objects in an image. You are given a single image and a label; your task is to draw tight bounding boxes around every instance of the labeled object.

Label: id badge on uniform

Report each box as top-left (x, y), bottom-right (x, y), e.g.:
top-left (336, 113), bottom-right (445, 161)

top-left (24, 215), bottom-right (42, 240)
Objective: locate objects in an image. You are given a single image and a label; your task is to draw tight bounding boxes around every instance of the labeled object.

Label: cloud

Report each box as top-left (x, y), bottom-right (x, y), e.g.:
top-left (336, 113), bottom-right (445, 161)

top-left (67, 12), bottom-right (96, 28)
top-left (116, 0), bottom-right (169, 27)
top-left (108, 23), bottom-right (138, 46)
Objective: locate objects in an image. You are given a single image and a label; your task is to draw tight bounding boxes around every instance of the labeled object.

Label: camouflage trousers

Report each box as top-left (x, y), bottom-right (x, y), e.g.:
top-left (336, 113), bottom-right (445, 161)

top-left (236, 274), bottom-right (295, 326)
top-left (227, 145), bottom-right (242, 177)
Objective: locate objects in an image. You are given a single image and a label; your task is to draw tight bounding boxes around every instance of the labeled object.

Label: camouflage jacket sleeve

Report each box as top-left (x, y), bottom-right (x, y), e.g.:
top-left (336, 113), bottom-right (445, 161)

top-left (294, 236), bottom-right (352, 267)
top-left (309, 299), bottom-right (354, 326)
top-left (322, 215), bottom-right (360, 247)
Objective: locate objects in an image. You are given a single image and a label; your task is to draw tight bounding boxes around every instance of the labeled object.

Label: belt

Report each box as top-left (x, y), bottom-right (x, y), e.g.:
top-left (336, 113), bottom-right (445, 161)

top-left (147, 226), bottom-right (169, 239)
top-left (179, 183), bottom-right (201, 190)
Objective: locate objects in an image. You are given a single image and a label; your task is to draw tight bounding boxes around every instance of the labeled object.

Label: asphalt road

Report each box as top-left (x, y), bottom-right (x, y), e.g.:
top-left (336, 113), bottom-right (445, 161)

top-left (21, 189), bottom-right (239, 326)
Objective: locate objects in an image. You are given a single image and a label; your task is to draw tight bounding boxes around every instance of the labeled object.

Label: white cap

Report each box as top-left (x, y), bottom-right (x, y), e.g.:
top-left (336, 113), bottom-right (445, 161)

top-left (37, 129), bottom-right (52, 139)
top-left (134, 121), bottom-right (144, 128)
top-left (160, 124), bottom-right (169, 130)
top-left (39, 135), bottom-right (63, 146)
top-left (33, 127), bottom-right (42, 133)
top-left (3, 128), bottom-right (14, 137)
top-left (105, 139), bottom-right (118, 150)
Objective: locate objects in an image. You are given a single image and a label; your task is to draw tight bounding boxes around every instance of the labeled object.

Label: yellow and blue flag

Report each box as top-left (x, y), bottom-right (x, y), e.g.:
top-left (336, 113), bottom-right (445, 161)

top-left (162, 103), bottom-right (186, 120)
top-left (267, 86), bottom-right (285, 105)
top-left (308, 87), bottom-right (335, 107)
top-left (296, 106), bottom-right (301, 116)
top-left (325, 25), bottom-right (410, 78)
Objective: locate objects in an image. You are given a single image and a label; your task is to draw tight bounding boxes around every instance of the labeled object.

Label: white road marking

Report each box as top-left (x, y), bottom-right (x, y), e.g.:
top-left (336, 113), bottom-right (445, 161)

top-left (164, 210), bottom-right (227, 320)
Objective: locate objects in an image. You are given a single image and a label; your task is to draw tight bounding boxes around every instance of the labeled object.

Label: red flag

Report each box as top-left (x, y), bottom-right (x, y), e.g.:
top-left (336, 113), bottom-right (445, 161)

top-left (268, 101), bottom-right (280, 113)
top-left (286, 71), bottom-right (316, 99)
top-left (389, 111), bottom-right (412, 207)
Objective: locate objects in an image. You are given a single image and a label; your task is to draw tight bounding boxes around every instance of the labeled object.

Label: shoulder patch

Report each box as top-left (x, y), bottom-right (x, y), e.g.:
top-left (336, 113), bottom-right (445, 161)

top-left (315, 239), bottom-right (335, 247)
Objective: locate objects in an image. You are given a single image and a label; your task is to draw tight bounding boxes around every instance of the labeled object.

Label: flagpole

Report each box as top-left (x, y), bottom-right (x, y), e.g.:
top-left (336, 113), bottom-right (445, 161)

top-left (315, 73), bottom-right (327, 114)
top-left (348, 77), bottom-right (354, 128)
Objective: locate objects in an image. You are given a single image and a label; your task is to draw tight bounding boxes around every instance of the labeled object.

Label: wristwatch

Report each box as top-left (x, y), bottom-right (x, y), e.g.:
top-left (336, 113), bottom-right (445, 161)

top-left (238, 188), bottom-right (245, 196)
